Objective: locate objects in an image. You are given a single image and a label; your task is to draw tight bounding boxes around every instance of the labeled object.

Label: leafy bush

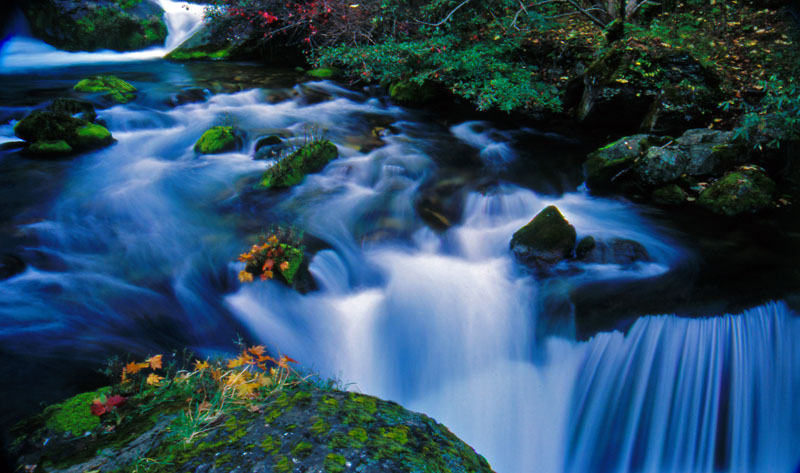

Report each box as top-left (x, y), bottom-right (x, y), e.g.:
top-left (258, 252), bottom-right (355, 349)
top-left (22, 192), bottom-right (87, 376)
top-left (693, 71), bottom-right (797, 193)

top-left (237, 228), bottom-right (304, 284)
top-left (729, 75), bottom-right (800, 149)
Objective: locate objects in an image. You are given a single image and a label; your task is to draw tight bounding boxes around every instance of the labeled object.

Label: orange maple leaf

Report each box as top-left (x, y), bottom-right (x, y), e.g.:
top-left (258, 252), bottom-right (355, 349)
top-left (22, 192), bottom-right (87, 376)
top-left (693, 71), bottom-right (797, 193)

top-left (248, 345), bottom-right (266, 357)
top-left (227, 357), bottom-right (245, 369)
top-left (147, 355), bottom-right (163, 370)
top-left (146, 373), bottom-right (163, 385)
top-left (126, 361), bottom-right (146, 375)
top-left (279, 261), bottom-right (289, 272)
top-left (194, 359), bottom-right (210, 371)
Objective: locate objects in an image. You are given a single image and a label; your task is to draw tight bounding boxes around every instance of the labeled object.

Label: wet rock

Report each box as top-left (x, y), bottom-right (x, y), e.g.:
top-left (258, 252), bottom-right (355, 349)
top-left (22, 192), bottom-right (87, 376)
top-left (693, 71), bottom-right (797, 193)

top-left (165, 26), bottom-right (233, 61)
top-left (13, 110), bottom-right (114, 155)
top-left (584, 134), bottom-right (658, 191)
top-left (259, 140), bottom-right (338, 188)
top-left (389, 80), bottom-right (437, 106)
top-left (21, 0), bottom-right (167, 52)
top-left (698, 165), bottom-right (776, 215)
top-left (415, 175), bottom-right (471, 231)
top-left (0, 254), bottom-right (25, 280)
top-left (48, 98), bottom-right (97, 122)
top-left (575, 236), bottom-right (651, 265)
top-left (652, 184), bottom-right (688, 205)
top-left (167, 88), bottom-right (209, 107)
top-left (73, 75), bottom-right (137, 104)
top-left (510, 205), bottom-right (577, 271)
top-left (194, 126), bottom-right (242, 155)
top-left (253, 135), bottom-right (285, 160)
top-left (11, 385), bottom-right (493, 473)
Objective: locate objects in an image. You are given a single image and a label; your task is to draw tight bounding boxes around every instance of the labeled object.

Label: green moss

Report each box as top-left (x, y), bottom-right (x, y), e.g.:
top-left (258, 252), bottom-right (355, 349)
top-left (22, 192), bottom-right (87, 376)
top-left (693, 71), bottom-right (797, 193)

top-left (261, 434), bottom-right (280, 455)
top-left (307, 68), bottom-right (340, 79)
top-left (510, 205), bottom-right (577, 263)
top-left (324, 453), bottom-right (346, 473)
top-left (291, 390), bottom-right (312, 407)
top-left (380, 425), bottom-right (409, 445)
top-left (310, 416), bottom-right (329, 438)
top-left (74, 75), bottom-right (137, 104)
top-left (389, 80), bottom-right (436, 105)
top-left (273, 455), bottom-right (292, 472)
top-left (29, 140), bottom-right (73, 154)
top-left (264, 408), bottom-right (283, 424)
top-left (698, 166), bottom-right (776, 215)
top-left (44, 388), bottom-right (109, 434)
top-left (652, 184), bottom-right (687, 205)
top-left (194, 126), bottom-right (239, 154)
top-left (166, 48), bottom-right (232, 61)
top-left (75, 123), bottom-right (113, 149)
top-left (291, 440), bottom-right (313, 458)
top-left (347, 427), bottom-right (368, 447)
top-left (341, 393), bottom-right (377, 425)
top-left (214, 453), bottom-right (232, 467)
top-left (259, 139), bottom-right (338, 188)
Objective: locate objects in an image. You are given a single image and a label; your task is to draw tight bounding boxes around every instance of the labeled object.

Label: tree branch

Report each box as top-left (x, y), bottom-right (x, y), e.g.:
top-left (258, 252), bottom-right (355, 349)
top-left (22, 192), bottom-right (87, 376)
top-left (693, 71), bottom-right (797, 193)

top-left (413, 0), bottom-right (472, 27)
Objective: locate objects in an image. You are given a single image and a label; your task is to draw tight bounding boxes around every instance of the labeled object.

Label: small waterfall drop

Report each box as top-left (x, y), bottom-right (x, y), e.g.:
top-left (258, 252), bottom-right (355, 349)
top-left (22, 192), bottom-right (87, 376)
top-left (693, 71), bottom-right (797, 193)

top-left (0, 0), bottom-right (205, 72)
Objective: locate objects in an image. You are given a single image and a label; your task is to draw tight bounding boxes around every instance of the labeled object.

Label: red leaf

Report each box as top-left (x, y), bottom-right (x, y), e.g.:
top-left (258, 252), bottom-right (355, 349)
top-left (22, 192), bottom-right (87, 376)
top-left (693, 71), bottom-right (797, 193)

top-left (90, 401), bottom-right (107, 416)
top-left (105, 395), bottom-right (127, 410)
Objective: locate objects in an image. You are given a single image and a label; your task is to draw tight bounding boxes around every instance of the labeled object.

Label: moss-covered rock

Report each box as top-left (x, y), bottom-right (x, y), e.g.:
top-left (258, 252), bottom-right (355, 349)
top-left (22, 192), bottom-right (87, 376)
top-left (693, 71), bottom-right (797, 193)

top-left (165, 26), bottom-right (233, 61)
top-left (698, 165), bottom-right (776, 215)
top-left (194, 126), bottom-right (241, 154)
top-left (584, 134), bottom-right (655, 191)
top-left (21, 0), bottom-right (167, 52)
top-left (74, 75), bottom-right (138, 104)
top-left (48, 98), bottom-right (97, 122)
top-left (14, 110), bottom-right (114, 154)
top-left (389, 80), bottom-right (437, 106)
top-left (28, 140), bottom-right (73, 155)
top-left (652, 184), bottom-right (688, 205)
top-left (75, 123), bottom-right (114, 150)
top-left (510, 205), bottom-right (577, 271)
top-left (43, 387), bottom-right (110, 435)
top-left (259, 139), bottom-right (338, 188)
top-left (11, 384), bottom-right (494, 473)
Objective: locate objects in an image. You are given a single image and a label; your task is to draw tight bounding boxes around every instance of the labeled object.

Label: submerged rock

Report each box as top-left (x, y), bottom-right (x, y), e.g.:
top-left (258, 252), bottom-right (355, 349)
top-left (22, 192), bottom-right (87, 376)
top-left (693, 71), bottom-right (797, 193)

top-left (194, 126), bottom-right (242, 154)
top-left (698, 165), bottom-right (776, 216)
top-left (575, 236), bottom-right (651, 265)
top-left (259, 140), bottom-right (338, 188)
top-left (14, 110), bottom-right (114, 155)
top-left (510, 205), bottom-right (577, 271)
top-left (74, 75), bottom-right (138, 104)
top-left (21, 0), bottom-right (167, 52)
top-left (11, 384), bottom-right (493, 473)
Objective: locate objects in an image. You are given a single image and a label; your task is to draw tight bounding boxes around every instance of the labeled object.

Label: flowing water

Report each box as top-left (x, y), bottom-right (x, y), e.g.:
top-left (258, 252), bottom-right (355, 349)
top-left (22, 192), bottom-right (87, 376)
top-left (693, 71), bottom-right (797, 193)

top-left (1, 4), bottom-right (799, 473)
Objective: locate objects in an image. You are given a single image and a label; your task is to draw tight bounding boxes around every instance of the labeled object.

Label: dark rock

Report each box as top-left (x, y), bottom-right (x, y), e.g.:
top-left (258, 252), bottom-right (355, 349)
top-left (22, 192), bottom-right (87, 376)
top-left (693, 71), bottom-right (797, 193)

top-left (389, 80), bottom-right (437, 106)
top-left (510, 205), bottom-right (577, 271)
top-left (167, 88), bottom-right (209, 107)
top-left (48, 98), bottom-right (97, 122)
top-left (21, 0), bottom-right (167, 52)
top-left (575, 237), bottom-right (652, 265)
top-left (0, 141), bottom-right (28, 151)
top-left (415, 175), bottom-right (471, 231)
top-left (698, 165), bottom-right (776, 215)
top-left (0, 254), bottom-right (25, 280)
top-left (253, 135), bottom-right (285, 160)
top-left (652, 184), bottom-right (688, 205)
top-left (259, 140), bottom-right (338, 188)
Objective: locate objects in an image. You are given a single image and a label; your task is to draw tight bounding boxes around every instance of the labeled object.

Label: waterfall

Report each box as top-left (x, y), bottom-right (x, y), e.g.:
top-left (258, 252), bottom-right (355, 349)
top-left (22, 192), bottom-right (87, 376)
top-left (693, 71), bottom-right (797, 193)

top-left (0, 0), bottom-right (205, 72)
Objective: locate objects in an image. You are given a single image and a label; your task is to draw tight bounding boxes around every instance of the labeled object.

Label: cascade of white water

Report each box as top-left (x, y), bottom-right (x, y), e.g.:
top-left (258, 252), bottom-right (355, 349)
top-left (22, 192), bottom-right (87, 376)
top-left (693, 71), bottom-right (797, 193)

top-left (0, 0), bottom-right (205, 72)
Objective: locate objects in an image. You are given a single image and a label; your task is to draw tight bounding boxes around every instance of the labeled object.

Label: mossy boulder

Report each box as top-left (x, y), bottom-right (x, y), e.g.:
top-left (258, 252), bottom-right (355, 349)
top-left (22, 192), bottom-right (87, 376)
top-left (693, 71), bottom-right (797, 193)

top-left (698, 165), bottom-right (776, 216)
top-left (21, 0), bottom-right (167, 52)
top-left (510, 205), bottom-right (577, 271)
top-left (584, 134), bottom-right (657, 191)
top-left (260, 140), bottom-right (338, 188)
top-left (74, 75), bottom-right (138, 104)
top-left (13, 110), bottom-right (114, 155)
top-left (389, 80), bottom-right (437, 106)
top-left (48, 98), bottom-right (97, 122)
top-left (194, 126), bottom-right (242, 154)
top-left (11, 384), bottom-right (494, 473)
top-left (652, 184), bottom-right (688, 205)
top-left (165, 26), bottom-right (233, 61)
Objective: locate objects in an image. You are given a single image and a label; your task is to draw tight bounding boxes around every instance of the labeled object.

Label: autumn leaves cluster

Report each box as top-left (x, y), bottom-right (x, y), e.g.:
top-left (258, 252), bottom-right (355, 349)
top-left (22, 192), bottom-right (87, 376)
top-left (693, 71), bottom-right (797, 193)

top-left (237, 235), bottom-right (291, 283)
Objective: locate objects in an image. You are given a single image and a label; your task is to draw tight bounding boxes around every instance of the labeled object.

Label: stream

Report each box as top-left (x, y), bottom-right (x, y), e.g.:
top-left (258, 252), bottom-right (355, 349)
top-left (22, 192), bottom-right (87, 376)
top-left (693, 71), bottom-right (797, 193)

top-left (0, 2), bottom-right (799, 472)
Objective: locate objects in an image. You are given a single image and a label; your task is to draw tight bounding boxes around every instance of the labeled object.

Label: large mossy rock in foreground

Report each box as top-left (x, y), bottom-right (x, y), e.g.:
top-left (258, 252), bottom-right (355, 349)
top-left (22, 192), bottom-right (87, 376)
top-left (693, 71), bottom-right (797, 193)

top-left (260, 140), bottom-right (339, 188)
top-left (21, 0), bottom-right (167, 52)
top-left (14, 111), bottom-right (113, 155)
top-left (194, 126), bottom-right (242, 154)
top-left (74, 75), bottom-right (138, 104)
top-left (11, 384), bottom-right (494, 473)
top-left (698, 165), bottom-right (776, 216)
top-left (510, 205), bottom-right (577, 271)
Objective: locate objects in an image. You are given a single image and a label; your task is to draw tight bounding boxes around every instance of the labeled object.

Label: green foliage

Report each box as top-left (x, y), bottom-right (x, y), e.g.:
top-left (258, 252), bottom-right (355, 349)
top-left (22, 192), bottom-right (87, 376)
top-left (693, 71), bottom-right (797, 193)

top-left (730, 75), bottom-right (800, 149)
